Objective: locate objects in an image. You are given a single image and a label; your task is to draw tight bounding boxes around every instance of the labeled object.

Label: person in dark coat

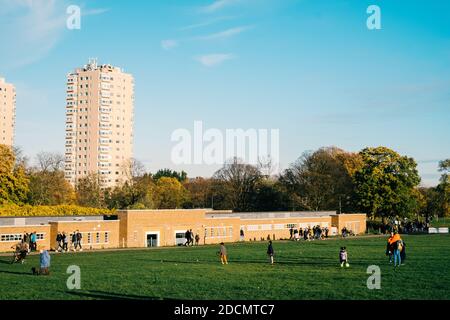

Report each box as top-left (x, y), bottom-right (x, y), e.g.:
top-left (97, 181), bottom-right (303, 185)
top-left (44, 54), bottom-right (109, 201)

top-left (400, 241), bottom-right (406, 264)
top-left (267, 240), bottom-right (274, 265)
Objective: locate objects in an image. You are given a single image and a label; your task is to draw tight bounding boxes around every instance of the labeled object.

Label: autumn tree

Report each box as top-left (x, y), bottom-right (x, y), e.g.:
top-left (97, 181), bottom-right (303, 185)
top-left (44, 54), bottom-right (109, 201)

top-left (212, 158), bottom-right (262, 212)
top-left (0, 144), bottom-right (29, 204)
top-left (155, 177), bottom-right (190, 209)
top-left (183, 177), bottom-right (213, 209)
top-left (75, 173), bottom-right (105, 208)
top-left (28, 152), bottom-right (75, 205)
top-left (279, 147), bottom-right (360, 212)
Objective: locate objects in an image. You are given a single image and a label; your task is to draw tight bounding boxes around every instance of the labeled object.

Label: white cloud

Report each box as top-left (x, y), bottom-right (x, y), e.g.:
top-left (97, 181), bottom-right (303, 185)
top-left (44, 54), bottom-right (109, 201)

top-left (83, 8), bottom-right (110, 16)
top-left (0, 1), bottom-right (109, 69)
top-left (179, 16), bottom-right (236, 31)
top-left (200, 0), bottom-right (239, 14)
top-left (197, 26), bottom-right (251, 40)
top-left (195, 54), bottom-right (236, 67)
top-left (161, 39), bottom-right (178, 50)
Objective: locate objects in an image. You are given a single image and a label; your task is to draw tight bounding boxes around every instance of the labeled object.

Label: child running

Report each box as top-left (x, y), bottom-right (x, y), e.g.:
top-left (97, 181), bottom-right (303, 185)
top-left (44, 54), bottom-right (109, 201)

top-left (339, 246), bottom-right (349, 268)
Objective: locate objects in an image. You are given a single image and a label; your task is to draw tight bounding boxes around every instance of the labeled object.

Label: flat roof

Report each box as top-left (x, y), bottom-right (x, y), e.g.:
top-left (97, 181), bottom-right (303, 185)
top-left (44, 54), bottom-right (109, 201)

top-left (206, 211), bottom-right (337, 219)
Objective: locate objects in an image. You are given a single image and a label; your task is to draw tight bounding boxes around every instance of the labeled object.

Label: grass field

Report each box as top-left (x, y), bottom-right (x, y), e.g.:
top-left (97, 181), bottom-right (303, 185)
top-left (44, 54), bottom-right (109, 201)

top-left (1, 235), bottom-right (449, 300)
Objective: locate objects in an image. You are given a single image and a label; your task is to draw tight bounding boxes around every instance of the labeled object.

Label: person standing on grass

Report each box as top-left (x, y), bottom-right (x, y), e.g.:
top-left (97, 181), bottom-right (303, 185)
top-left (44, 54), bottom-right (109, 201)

top-left (400, 240), bottom-right (406, 264)
top-left (30, 232), bottom-right (37, 252)
top-left (219, 242), bottom-right (228, 265)
top-left (195, 233), bottom-right (200, 246)
top-left (387, 231), bottom-right (401, 263)
top-left (267, 240), bottom-right (274, 265)
top-left (393, 237), bottom-right (403, 268)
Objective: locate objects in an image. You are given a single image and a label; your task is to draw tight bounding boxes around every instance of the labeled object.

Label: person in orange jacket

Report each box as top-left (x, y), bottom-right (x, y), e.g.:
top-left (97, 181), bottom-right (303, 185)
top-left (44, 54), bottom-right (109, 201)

top-left (386, 231), bottom-right (401, 263)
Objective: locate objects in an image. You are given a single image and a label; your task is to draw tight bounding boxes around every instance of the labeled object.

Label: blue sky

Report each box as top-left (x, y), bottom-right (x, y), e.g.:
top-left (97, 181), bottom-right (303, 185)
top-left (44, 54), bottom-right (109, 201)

top-left (0, 0), bottom-right (449, 186)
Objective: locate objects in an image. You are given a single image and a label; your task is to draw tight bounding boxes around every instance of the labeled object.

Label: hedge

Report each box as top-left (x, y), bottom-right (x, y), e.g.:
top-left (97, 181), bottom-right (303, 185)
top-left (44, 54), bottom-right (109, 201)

top-left (0, 204), bottom-right (114, 217)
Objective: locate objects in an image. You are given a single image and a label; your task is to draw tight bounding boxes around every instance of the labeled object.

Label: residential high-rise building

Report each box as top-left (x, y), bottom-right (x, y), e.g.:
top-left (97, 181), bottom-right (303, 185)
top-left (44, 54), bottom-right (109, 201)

top-left (0, 77), bottom-right (16, 147)
top-left (64, 59), bottom-right (134, 188)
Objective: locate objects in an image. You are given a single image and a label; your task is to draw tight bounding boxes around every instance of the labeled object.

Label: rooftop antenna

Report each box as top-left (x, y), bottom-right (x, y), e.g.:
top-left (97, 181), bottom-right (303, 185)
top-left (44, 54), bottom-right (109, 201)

top-left (87, 57), bottom-right (98, 70)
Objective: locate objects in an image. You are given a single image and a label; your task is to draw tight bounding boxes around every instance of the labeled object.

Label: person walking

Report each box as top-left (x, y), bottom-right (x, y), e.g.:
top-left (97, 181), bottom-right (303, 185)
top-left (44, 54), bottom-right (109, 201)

top-left (56, 232), bottom-right (63, 252)
top-left (62, 232), bottom-right (68, 252)
top-left (76, 230), bottom-right (83, 251)
top-left (267, 240), bottom-right (274, 265)
top-left (189, 229), bottom-right (194, 247)
top-left (184, 229), bottom-right (190, 246)
top-left (71, 231), bottom-right (77, 251)
top-left (219, 242), bottom-right (228, 265)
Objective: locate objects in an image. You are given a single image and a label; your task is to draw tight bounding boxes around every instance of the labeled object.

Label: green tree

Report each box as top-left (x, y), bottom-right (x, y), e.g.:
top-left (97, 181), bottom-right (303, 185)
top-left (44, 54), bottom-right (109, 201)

top-left (354, 146), bottom-right (421, 220)
top-left (436, 159), bottom-right (450, 217)
top-left (153, 169), bottom-right (187, 183)
top-left (105, 173), bottom-right (156, 209)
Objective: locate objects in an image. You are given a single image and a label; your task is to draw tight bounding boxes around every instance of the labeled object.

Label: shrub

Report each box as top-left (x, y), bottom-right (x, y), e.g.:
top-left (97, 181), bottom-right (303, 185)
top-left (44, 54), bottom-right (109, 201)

top-left (0, 204), bottom-right (114, 217)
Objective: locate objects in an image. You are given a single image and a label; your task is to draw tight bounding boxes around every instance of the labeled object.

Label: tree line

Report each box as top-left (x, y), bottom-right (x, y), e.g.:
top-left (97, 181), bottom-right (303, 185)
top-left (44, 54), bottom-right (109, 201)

top-left (0, 144), bottom-right (448, 221)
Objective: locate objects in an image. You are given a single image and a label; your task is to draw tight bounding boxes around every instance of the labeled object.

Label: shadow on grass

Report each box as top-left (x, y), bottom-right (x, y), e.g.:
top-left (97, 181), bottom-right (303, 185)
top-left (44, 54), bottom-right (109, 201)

top-left (0, 269), bottom-right (34, 276)
top-left (66, 290), bottom-right (178, 300)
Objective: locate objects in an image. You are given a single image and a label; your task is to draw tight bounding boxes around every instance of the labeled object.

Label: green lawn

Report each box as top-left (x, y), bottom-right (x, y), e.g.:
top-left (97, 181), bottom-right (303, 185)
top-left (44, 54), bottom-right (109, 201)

top-left (1, 235), bottom-right (449, 300)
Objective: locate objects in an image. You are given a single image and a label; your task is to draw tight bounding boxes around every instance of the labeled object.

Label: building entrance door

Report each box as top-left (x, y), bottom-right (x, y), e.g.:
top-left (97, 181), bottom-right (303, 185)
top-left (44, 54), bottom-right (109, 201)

top-left (146, 234), bottom-right (158, 247)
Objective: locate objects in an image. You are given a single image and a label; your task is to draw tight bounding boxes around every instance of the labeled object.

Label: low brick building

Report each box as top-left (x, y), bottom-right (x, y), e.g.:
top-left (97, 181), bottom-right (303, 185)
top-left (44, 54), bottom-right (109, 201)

top-left (0, 210), bottom-right (366, 252)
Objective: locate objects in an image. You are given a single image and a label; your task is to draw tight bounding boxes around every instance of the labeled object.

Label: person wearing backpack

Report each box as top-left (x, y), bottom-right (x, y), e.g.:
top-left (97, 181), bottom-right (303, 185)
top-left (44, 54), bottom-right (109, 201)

top-left (393, 238), bottom-right (403, 267)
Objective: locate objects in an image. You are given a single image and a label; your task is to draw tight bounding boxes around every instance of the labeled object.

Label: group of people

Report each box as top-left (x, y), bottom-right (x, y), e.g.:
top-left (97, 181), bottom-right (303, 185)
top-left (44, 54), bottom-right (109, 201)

top-left (184, 229), bottom-right (200, 246)
top-left (10, 233), bottom-right (51, 275)
top-left (386, 231), bottom-right (406, 267)
top-left (381, 219), bottom-right (428, 235)
top-left (20, 231), bottom-right (38, 252)
top-left (56, 231), bottom-right (83, 252)
top-left (289, 226), bottom-right (330, 241)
